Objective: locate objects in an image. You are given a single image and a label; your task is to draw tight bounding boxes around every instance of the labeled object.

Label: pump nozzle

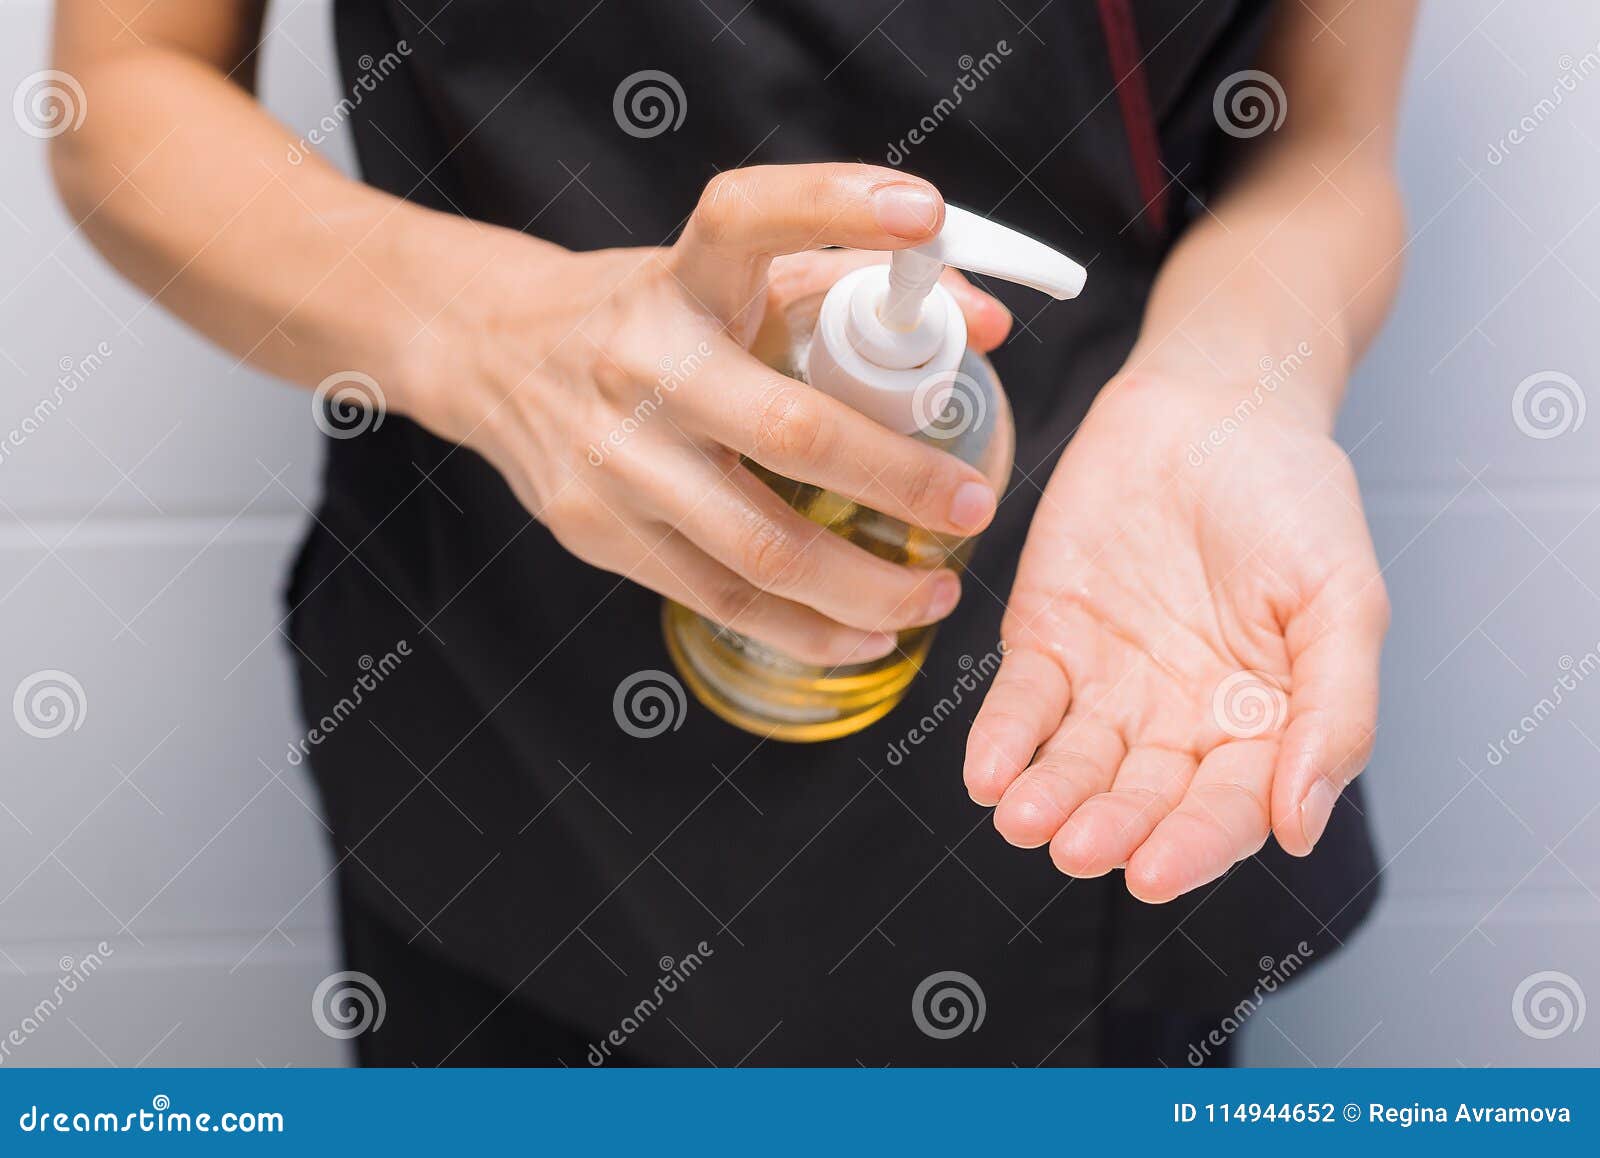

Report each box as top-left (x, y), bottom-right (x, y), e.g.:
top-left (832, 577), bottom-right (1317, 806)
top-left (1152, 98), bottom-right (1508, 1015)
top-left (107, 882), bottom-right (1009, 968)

top-left (880, 205), bottom-right (1087, 329)
top-left (806, 203), bottom-right (1086, 434)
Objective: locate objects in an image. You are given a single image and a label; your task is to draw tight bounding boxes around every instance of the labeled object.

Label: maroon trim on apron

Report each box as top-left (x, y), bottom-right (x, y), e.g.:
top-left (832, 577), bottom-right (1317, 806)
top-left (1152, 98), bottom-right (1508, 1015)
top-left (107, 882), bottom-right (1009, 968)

top-left (1094, 0), bottom-right (1169, 234)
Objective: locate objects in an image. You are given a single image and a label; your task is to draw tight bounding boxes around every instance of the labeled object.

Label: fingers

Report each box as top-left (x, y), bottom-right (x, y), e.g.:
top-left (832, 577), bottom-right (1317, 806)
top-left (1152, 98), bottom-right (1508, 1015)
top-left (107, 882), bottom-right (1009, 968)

top-left (1049, 747), bottom-right (1196, 878)
top-left (642, 530), bottom-right (898, 667)
top-left (765, 251), bottom-right (1012, 354)
top-left (991, 717), bottom-right (1124, 849)
top-left (1124, 740), bottom-right (1276, 904)
top-left (1271, 573), bottom-right (1388, 856)
top-left (661, 454), bottom-right (963, 637)
top-left (941, 269), bottom-right (1013, 352)
top-left (683, 345), bottom-right (997, 538)
top-left (675, 163), bottom-right (945, 323)
top-left (964, 646), bottom-right (1070, 804)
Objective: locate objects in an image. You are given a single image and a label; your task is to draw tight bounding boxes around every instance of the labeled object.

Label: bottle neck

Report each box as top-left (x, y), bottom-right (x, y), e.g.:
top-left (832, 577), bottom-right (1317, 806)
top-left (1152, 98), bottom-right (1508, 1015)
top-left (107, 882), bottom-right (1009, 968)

top-left (881, 250), bottom-right (943, 331)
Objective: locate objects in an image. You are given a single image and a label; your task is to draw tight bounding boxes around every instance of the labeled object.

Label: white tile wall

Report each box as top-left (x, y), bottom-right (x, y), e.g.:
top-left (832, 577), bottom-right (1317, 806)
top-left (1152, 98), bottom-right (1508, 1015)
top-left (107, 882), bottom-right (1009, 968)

top-left (1241, 0), bottom-right (1600, 1065)
top-left (0, 0), bottom-right (1596, 1066)
top-left (1, 0), bottom-right (342, 1066)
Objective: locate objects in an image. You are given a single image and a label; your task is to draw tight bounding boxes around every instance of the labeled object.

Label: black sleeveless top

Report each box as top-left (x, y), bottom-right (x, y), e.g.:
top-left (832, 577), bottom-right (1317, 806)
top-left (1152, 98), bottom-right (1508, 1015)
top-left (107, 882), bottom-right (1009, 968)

top-left (289, 0), bottom-right (1378, 1063)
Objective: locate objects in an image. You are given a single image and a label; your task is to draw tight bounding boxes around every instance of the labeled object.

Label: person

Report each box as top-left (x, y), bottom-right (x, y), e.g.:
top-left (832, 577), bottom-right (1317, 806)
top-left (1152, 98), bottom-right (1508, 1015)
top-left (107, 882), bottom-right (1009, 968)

top-left (50, 0), bottom-right (1410, 1065)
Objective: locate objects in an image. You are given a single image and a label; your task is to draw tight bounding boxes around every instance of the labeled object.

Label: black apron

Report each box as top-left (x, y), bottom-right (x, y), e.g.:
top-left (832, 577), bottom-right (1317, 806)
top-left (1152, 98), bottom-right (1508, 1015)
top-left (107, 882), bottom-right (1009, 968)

top-left (288, 0), bottom-right (1379, 1064)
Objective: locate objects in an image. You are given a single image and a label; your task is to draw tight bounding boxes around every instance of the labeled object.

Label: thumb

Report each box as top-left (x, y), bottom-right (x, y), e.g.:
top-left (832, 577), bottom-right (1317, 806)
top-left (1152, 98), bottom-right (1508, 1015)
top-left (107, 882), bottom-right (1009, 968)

top-left (1270, 567), bottom-right (1390, 856)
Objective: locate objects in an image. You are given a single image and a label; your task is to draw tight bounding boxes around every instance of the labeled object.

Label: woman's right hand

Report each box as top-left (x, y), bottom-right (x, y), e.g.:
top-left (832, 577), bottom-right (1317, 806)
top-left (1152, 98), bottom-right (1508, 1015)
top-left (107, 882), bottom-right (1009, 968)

top-left (407, 164), bottom-right (1012, 666)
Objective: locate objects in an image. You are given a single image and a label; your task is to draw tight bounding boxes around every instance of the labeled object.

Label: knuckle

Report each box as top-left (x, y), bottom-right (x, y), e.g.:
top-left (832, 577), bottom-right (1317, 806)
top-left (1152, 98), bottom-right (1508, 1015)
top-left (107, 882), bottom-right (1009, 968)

top-left (898, 458), bottom-right (945, 519)
top-left (739, 519), bottom-right (806, 591)
top-left (703, 576), bottom-right (758, 625)
top-left (690, 172), bottom-right (745, 247)
top-left (751, 383), bottom-right (824, 462)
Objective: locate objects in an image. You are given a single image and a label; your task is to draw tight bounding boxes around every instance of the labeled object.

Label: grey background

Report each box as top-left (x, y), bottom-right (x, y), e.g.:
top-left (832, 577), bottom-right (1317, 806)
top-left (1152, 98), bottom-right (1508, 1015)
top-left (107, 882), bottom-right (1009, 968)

top-left (0, 0), bottom-right (1595, 1066)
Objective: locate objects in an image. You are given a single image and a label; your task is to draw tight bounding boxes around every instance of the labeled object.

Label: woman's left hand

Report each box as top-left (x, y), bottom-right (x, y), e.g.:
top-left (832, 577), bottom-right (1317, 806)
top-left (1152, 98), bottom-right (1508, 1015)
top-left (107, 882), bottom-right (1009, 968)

top-left (963, 371), bottom-right (1390, 902)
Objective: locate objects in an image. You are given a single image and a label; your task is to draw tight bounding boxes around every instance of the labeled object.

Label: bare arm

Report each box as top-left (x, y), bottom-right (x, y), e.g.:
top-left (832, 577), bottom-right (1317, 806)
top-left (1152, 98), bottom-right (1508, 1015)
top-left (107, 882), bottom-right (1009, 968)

top-left (51, 0), bottom-right (1019, 667)
top-left (966, 0), bottom-right (1415, 900)
top-left (1123, 0), bottom-right (1416, 427)
top-left (49, 0), bottom-right (496, 411)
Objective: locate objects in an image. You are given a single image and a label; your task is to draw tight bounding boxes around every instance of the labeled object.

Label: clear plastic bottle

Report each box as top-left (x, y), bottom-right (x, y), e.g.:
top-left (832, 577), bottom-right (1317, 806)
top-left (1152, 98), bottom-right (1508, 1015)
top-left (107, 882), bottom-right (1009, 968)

top-left (663, 207), bottom-right (1085, 742)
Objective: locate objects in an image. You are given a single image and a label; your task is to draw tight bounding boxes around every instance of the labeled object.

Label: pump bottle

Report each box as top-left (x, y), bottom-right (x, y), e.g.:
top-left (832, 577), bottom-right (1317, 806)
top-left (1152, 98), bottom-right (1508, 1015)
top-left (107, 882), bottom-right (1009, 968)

top-left (663, 206), bottom-right (1087, 742)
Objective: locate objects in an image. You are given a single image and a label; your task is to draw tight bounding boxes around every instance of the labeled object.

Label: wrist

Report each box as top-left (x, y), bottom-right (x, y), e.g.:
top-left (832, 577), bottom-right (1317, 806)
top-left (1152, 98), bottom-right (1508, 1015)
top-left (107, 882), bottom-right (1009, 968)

top-left (358, 206), bottom-right (500, 434)
top-left (1104, 341), bottom-right (1343, 437)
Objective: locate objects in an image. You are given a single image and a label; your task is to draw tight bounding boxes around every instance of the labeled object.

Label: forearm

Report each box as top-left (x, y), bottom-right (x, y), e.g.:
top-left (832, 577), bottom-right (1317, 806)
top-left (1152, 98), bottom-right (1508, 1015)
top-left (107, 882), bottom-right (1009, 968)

top-left (1121, 138), bottom-right (1405, 431)
top-left (48, 25), bottom-right (545, 417)
top-left (1115, 0), bottom-right (1414, 432)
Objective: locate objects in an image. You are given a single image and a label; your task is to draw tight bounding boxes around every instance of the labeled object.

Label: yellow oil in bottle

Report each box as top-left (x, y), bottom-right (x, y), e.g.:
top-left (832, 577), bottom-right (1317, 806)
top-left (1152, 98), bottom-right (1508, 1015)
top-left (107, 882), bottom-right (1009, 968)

top-left (662, 292), bottom-right (1013, 742)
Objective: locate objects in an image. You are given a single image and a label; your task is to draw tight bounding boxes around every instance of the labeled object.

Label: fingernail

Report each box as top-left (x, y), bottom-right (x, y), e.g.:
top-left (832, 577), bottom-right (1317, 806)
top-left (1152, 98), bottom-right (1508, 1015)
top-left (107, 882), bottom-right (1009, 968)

top-left (948, 481), bottom-right (996, 532)
top-left (926, 574), bottom-right (961, 620)
top-left (845, 632), bottom-right (897, 663)
top-left (873, 184), bottom-right (942, 239)
top-left (1299, 778), bottom-right (1339, 847)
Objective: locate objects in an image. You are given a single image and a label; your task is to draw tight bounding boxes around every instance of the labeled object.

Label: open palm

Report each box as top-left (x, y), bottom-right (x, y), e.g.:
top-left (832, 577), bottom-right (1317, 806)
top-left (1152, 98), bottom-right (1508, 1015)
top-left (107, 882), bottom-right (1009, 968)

top-left (964, 376), bottom-right (1389, 903)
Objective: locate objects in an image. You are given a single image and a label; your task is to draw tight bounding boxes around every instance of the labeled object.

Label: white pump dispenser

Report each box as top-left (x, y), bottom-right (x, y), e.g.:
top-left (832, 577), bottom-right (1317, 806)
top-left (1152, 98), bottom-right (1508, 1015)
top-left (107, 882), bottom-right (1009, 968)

top-left (806, 204), bottom-right (1088, 433)
top-left (662, 202), bottom-right (1088, 743)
